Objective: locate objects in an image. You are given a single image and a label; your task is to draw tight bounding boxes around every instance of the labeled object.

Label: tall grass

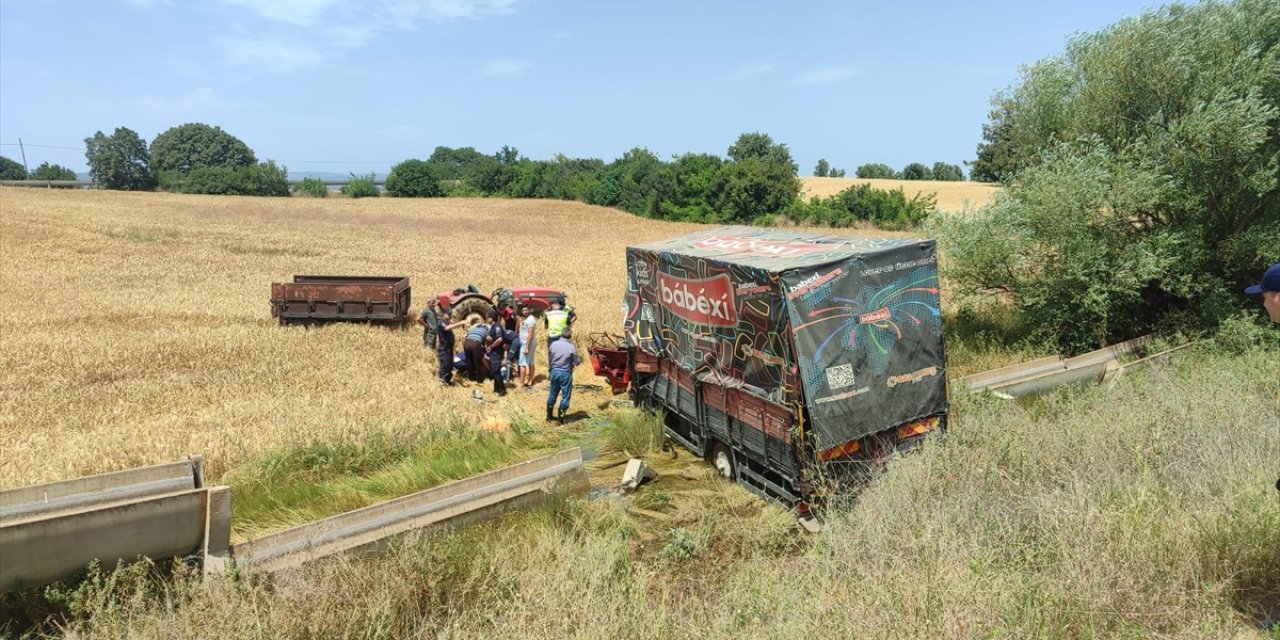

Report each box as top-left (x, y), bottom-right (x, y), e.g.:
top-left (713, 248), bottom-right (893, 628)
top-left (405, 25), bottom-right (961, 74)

top-left (16, 346), bottom-right (1276, 639)
top-left (601, 407), bottom-right (664, 457)
top-left (226, 419), bottom-right (521, 538)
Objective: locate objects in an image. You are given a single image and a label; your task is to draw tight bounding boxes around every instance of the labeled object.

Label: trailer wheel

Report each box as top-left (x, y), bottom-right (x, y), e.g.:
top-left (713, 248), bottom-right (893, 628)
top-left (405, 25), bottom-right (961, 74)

top-left (711, 443), bottom-right (735, 480)
top-left (451, 296), bottom-right (494, 328)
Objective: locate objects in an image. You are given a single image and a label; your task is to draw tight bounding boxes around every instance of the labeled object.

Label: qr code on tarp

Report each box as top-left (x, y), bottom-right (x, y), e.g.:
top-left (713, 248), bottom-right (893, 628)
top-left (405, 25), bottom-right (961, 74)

top-left (825, 364), bottom-right (855, 390)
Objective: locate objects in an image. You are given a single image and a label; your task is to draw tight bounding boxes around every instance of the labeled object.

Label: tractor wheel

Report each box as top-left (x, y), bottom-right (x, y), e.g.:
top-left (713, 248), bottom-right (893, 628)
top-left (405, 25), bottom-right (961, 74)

top-left (452, 297), bottom-right (494, 328)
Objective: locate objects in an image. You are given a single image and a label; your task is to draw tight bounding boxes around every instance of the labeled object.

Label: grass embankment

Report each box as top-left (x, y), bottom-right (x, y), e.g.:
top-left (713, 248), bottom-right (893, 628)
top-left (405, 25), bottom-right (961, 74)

top-left (225, 421), bottom-right (523, 539)
top-left (17, 345), bottom-right (1277, 639)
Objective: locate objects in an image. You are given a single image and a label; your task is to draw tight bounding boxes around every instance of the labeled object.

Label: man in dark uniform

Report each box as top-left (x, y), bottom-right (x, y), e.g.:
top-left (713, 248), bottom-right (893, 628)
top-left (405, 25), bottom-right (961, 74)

top-left (485, 310), bottom-right (508, 396)
top-left (417, 300), bottom-right (441, 349)
top-left (436, 309), bottom-right (464, 386)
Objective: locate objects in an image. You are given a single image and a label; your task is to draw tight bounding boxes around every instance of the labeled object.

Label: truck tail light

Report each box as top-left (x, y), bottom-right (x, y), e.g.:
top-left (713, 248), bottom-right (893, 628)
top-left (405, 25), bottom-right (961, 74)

top-left (896, 415), bottom-right (940, 441)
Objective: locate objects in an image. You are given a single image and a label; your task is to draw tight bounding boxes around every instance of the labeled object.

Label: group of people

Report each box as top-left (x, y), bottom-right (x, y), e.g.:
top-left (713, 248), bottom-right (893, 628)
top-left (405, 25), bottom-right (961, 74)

top-left (417, 296), bottom-right (583, 422)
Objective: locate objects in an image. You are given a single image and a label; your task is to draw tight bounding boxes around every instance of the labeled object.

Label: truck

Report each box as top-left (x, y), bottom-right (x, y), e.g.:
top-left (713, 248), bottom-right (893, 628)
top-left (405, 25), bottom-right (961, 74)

top-left (270, 275), bottom-right (411, 325)
top-left (589, 226), bottom-right (948, 508)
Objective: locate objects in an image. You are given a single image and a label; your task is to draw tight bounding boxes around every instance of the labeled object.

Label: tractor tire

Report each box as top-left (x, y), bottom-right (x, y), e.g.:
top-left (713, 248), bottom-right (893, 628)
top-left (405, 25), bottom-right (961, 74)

top-left (452, 296), bottom-right (494, 328)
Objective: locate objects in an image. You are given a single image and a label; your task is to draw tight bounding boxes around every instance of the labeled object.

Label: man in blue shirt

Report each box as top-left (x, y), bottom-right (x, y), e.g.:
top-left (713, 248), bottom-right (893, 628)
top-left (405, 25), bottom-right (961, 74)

top-left (463, 318), bottom-right (490, 383)
top-left (546, 327), bottom-right (582, 422)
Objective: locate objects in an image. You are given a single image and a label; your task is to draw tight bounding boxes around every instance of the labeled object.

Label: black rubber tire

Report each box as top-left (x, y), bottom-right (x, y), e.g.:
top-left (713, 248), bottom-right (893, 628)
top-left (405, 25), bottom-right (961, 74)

top-left (452, 297), bottom-right (494, 328)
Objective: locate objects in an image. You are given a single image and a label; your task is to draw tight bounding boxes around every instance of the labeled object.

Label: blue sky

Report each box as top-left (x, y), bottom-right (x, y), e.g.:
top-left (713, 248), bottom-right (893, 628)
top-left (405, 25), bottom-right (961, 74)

top-left (1, 0), bottom-right (1163, 177)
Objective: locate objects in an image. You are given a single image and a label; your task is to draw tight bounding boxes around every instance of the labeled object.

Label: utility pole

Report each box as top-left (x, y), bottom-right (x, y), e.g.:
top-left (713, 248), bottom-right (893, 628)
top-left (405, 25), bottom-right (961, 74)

top-left (18, 138), bottom-right (29, 174)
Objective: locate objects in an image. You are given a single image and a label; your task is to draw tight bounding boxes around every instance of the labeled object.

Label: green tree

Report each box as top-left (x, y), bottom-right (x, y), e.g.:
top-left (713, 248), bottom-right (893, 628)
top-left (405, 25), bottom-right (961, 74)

top-left (594, 148), bottom-right (672, 216)
top-left (900, 162), bottom-right (933, 180)
top-left (969, 105), bottom-right (1019, 182)
top-left (830, 167), bottom-right (846, 178)
top-left (937, 0), bottom-right (1280, 351)
top-left (713, 158), bottom-right (800, 223)
top-left (84, 127), bottom-right (155, 190)
top-left (814, 159), bottom-right (830, 177)
top-left (150, 123), bottom-right (256, 176)
top-left (386, 159), bottom-right (444, 197)
top-left (727, 132), bottom-right (798, 174)
top-left (931, 162), bottom-right (965, 181)
top-left (855, 163), bottom-right (896, 179)
top-left (0, 156), bottom-right (26, 180)
top-left (29, 162), bottom-right (77, 180)
top-left (661, 153), bottom-right (724, 221)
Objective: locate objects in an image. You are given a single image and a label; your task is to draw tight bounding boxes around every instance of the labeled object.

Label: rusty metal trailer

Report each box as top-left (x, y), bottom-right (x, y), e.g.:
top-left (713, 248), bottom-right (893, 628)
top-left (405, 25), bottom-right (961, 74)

top-left (270, 275), bottom-right (411, 325)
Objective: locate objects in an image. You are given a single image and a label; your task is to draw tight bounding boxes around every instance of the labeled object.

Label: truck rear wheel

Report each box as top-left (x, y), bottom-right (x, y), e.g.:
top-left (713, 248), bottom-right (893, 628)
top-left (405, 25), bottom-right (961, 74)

top-left (711, 443), bottom-right (735, 480)
top-left (452, 297), bottom-right (494, 328)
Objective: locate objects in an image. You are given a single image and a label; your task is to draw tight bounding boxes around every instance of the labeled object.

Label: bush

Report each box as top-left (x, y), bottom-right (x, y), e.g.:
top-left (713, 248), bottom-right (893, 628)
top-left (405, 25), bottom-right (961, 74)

top-left (784, 184), bottom-right (936, 230)
top-left (341, 172), bottom-right (379, 198)
top-left (294, 177), bottom-right (329, 198)
top-left (168, 161), bottom-right (289, 196)
top-left (386, 160), bottom-right (443, 197)
top-left (855, 162), bottom-right (896, 179)
top-left (29, 162), bottom-right (77, 181)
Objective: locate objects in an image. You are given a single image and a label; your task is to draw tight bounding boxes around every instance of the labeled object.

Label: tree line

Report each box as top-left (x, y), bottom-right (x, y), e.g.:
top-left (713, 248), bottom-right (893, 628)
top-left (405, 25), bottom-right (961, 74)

top-left (28, 126), bottom-right (940, 230)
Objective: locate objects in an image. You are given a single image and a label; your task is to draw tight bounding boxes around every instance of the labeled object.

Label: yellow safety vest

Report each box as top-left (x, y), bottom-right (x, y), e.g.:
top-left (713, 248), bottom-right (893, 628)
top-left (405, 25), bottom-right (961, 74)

top-left (545, 309), bottom-right (569, 337)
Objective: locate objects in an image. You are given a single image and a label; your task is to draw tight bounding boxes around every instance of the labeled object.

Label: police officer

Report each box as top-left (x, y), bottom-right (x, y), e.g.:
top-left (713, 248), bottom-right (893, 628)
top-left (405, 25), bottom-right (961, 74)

top-left (485, 310), bottom-right (508, 396)
top-left (435, 309), bottom-right (465, 386)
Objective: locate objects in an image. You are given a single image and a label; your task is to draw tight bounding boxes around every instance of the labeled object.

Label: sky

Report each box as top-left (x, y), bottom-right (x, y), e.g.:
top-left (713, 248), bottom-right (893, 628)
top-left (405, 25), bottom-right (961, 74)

top-left (0, 0), bottom-right (1165, 178)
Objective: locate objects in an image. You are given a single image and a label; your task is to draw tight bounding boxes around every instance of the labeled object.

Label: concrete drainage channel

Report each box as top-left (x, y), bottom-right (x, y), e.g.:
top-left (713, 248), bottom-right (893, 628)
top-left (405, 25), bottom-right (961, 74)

top-left (0, 449), bottom-right (587, 592)
top-left (0, 336), bottom-right (1190, 592)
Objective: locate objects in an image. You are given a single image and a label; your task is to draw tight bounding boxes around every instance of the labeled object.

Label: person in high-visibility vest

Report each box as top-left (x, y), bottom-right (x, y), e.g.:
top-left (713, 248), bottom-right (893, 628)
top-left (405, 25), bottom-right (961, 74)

top-left (544, 298), bottom-right (570, 344)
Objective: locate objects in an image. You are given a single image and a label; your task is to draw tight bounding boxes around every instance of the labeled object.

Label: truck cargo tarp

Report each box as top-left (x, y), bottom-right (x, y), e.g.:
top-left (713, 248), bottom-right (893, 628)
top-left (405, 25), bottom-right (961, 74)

top-left (625, 227), bottom-right (946, 449)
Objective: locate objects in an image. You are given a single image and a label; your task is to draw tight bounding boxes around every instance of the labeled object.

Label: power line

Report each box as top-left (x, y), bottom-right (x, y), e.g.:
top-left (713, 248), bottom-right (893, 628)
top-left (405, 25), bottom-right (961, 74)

top-left (0, 142), bottom-right (80, 150)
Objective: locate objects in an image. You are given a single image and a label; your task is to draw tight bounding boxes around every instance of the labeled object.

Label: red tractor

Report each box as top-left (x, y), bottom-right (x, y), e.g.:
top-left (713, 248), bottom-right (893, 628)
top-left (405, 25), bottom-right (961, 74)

top-left (436, 285), bottom-right (566, 326)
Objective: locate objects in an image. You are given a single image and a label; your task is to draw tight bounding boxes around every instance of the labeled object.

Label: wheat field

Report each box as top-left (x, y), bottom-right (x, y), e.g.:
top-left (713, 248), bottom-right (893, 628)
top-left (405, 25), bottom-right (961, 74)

top-left (0, 188), bottom-right (908, 488)
top-left (799, 177), bottom-right (999, 211)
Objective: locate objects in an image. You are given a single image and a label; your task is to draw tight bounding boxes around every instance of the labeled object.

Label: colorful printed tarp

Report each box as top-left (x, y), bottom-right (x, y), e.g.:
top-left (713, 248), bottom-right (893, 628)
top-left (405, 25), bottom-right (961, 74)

top-left (624, 226), bottom-right (947, 449)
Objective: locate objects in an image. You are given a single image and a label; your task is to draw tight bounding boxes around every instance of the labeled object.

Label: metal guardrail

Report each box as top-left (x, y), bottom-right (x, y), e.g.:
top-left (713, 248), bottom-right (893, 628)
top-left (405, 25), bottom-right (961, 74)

top-left (0, 457), bottom-right (230, 592)
top-left (0, 449), bottom-right (587, 590)
top-left (963, 335), bottom-right (1186, 399)
top-left (0, 179), bottom-right (93, 188)
top-left (228, 448), bottom-right (587, 574)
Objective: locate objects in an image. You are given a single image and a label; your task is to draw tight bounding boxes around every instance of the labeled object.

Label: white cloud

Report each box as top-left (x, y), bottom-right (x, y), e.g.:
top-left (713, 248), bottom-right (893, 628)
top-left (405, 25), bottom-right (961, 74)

top-left (480, 57), bottom-right (530, 76)
top-left (795, 66), bottom-right (860, 85)
top-left (726, 63), bottom-right (776, 81)
top-left (217, 34), bottom-right (325, 72)
top-left (213, 0), bottom-right (522, 72)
